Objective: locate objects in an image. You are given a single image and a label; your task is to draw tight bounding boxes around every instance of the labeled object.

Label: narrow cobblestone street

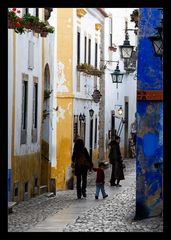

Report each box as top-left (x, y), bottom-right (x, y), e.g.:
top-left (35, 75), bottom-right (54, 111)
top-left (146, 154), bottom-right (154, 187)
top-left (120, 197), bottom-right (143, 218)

top-left (8, 159), bottom-right (163, 232)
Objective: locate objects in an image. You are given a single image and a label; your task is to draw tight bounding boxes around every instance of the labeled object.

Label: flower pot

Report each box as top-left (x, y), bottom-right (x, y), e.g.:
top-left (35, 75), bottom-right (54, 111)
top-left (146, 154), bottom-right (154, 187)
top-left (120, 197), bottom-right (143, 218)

top-left (25, 22), bottom-right (32, 30)
top-left (33, 27), bottom-right (42, 34)
top-left (109, 46), bottom-right (117, 52)
top-left (8, 19), bottom-right (15, 29)
top-left (41, 32), bottom-right (48, 37)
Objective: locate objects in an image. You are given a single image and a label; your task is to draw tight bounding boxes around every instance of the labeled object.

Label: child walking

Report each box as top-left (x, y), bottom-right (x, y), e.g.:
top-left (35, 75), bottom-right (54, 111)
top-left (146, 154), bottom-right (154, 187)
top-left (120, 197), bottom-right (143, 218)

top-left (93, 162), bottom-right (108, 200)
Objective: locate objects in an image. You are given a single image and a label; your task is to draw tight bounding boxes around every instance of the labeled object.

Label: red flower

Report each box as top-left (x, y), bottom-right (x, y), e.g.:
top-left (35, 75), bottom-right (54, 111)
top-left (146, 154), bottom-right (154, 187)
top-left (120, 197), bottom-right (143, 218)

top-left (12, 8), bottom-right (16, 11)
top-left (17, 10), bottom-right (21, 13)
top-left (16, 22), bottom-right (21, 27)
top-left (16, 17), bottom-right (22, 21)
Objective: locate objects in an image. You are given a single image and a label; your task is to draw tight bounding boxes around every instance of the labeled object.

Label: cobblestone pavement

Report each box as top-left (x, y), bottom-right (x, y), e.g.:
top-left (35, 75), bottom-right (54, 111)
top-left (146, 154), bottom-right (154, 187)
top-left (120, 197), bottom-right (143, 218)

top-left (8, 159), bottom-right (163, 232)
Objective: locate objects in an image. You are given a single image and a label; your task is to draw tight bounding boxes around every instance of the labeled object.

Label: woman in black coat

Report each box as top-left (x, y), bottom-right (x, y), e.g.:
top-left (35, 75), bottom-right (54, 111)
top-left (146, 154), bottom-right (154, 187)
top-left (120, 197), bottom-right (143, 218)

top-left (108, 136), bottom-right (125, 187)
top-left (72, 138), bottom-right (93, 199)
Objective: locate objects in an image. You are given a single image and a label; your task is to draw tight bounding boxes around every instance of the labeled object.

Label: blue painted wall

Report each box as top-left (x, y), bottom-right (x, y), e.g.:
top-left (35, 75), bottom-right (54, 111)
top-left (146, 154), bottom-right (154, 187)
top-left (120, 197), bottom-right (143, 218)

top-left (136, 8), bottom-right (163, 219)
top-left (8, 169), bottom-right (11, 201)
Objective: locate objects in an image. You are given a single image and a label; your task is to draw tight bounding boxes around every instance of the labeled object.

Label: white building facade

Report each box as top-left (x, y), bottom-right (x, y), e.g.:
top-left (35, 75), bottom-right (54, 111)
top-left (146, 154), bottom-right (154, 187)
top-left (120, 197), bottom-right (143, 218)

top-left (104, 8), bottom-right (137, 158)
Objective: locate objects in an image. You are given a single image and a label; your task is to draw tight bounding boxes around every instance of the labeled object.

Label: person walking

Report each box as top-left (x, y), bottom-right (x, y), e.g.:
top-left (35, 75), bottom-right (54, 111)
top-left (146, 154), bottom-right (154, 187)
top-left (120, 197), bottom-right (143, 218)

top-left (108, 136), bottom-right (125, 187)
top-left (72, 138), bottom-right (93, 199)
top-left (93, 162), bottom-right (108, 200)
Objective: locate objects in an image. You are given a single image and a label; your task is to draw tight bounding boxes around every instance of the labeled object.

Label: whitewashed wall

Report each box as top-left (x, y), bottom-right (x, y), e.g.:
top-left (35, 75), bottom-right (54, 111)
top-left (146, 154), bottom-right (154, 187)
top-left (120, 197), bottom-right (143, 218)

top-left (104, 8), bottom-right (137, 150)
top-left (14, 31), bottom-right (42, 155)
top-left (8, 30), bottom-right (14, 169)
top-left (48, 9), bottom-right (58, 167)
top-left (72, 8), bottom-right (103, 152)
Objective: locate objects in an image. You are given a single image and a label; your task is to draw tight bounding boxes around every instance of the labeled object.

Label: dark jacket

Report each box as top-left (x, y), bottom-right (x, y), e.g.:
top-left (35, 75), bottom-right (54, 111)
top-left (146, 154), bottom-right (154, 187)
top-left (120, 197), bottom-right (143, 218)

top-left (93, 167), bottom-right (105, 184)
top-left (72, 147), bottom-right (93, 176)
top-left (108, 140), bottom-right (122, 164)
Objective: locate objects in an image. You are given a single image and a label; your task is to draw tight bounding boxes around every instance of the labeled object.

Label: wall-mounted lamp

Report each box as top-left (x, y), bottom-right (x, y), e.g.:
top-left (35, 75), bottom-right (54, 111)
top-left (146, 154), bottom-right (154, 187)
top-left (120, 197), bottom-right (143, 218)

top-left (79, 113), bottom-right (86, 122)
top-left (110, 63), bottom-right (124, 88)
top-left (118, 107), bottom-right (123, 115)
top-left (89, 109), bottom-right (94, 118)
top-left (148, 8), bottom-right (163, 59)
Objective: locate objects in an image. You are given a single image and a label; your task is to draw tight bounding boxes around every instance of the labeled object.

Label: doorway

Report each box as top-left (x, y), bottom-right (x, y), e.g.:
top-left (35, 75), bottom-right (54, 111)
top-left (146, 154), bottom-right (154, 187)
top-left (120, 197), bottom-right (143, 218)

top-left (89, 118), bottom-right (93, 161)
top-left (41, 63), bottom-right (50, 187)
top-left (124, 99), bottom-right (129, 158)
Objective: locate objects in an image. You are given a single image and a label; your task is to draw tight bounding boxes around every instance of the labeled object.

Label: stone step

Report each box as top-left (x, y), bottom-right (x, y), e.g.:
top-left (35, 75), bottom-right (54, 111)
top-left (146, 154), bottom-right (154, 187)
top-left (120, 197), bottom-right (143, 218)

top-left (40, 185), bottom-right (48, 195)
top-left (8, 202), bottom-right (17, 214)
top-left (46, 192), bottom-right (55, 198)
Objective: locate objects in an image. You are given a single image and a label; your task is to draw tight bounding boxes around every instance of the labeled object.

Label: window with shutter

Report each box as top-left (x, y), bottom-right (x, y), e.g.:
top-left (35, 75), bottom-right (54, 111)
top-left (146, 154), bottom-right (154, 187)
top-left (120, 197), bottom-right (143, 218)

top-left (94, 116), bottom-right (97, 148)
top-left (84, 36), bottom-right (87, 63)
top-left (21, 74), bottom-right (28, 144)
top-left (95, 41), bottom-right (98, 68)
top-left (88, 38), bottom-right (91, 65)
top-left (77, 71), bottom-right (80, 92)
top-left (77, 32), bottom-right (80, 65)
top-left (28, 41), bottom-right (34, 70)
top-left (32, 77), bottom-right (38, 143)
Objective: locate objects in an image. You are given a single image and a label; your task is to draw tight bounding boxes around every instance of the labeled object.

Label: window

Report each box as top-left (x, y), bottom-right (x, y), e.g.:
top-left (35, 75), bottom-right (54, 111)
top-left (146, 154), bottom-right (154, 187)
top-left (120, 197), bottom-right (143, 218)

top-left (94, 76), bottom-right (97, 89)
top-left (94, 117), bottom-right (98, 148)
top-left (88, 38), bottom-right (91, 65)
top-left (84, 36), bottom-right (87, 63)
top-left (21, 74), bottom-right (28, 144)
top-left (95, 42), bottom-right (98, 68)
top-left (77, 71), bottom-right (80, 92)
top-left (28, 40), bottom-right (34, 70)
top-left (36, 8), bottom-right (39, 17)
top-left (109, 17), bottom-right (113, 46)
top-left (14, 183), bottom-right (18, 197)
top-left (22, 8), bottom-right (29, 16)
top-left (77, 32), bottom-right (80, 65)
top-left (73, 115), bottom-right (78, 142)
top-left (32, 78), bottom-right (38, 143)
top-left (24, 182), bottom-right (28, 193)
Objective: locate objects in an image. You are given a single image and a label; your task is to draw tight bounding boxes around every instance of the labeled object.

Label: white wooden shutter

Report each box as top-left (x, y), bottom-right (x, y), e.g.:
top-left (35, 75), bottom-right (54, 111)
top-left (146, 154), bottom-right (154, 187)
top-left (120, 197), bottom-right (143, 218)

top-left (28, 41), bottom-right (34, 70)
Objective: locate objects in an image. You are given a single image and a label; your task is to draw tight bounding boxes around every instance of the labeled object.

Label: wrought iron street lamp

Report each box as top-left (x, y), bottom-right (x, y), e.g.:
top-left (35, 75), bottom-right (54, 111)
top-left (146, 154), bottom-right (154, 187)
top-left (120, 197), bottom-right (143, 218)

top-left (110, 63), bottom-right (124, 88)
top-left (149, 9), bottom-right (163, 58)
top-left (89, 109), bottom-right (94, 118)
top-left (79, 113), bottom-right (86, 122)
top-left (149, 34), bottom-right (163, 57)
top-left (119, 20), bottom-right (134, 59)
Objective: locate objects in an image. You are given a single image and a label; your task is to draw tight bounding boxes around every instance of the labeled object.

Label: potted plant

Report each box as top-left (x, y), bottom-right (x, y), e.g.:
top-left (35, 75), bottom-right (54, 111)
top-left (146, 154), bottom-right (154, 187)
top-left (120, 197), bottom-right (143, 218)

top-left (8, 8), bottom-right (17, 28)
top-left (130, 9), bottom-right (139, 28)
top-left (8, 8), bottom-right (25, 34)
top-left (14, 17), bottom-right (25, 34)
top-left (41, 24), bottom-right (55, 37)
top-left (77, 63), bottom-right (103, 77)
top-left (22, 13), bottom-right (41, 33)
top-left (22, 13), bottom-right (33, 30)
top-left (44, 89), bottom-right (53, 100)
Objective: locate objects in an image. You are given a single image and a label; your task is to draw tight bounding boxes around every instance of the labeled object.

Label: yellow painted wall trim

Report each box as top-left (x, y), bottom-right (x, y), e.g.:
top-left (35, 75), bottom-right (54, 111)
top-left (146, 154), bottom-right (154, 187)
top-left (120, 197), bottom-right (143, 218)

top-left (77, 8), bottom-right (87, 18)
top-left (57, 93), bottom-right (74, 99)
top-left (11, 31), bottom-right (16, 201)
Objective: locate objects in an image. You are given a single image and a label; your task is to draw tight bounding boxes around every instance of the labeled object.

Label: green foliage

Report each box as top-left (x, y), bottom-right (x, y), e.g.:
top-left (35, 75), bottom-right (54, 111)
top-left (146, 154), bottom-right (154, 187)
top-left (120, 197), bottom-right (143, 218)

top-left (77, 63), bottom-right (103, 77)
top-left (130, 9), bottom-right (139, 28)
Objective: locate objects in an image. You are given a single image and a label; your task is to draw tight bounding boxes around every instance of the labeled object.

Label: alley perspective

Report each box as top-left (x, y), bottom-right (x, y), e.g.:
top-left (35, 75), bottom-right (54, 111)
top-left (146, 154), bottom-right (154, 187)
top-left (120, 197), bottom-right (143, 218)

top-left (8, 7), bottom-right (163, 232)
top-left (8, 159), bottom-right (163, 232)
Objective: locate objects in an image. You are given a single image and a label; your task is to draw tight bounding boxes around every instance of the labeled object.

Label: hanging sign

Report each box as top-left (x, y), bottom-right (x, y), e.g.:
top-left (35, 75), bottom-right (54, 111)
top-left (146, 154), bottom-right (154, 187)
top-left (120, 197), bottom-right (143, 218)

top-left (92, 90), bottom-right (102, 103)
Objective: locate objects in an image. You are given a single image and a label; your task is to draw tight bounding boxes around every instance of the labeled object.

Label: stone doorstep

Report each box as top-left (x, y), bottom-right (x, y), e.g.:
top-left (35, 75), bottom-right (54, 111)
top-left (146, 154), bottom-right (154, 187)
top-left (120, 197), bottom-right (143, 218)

top-left (40, 185), bottom-right (48, 194)
top-left (46, 192), bottom-right (55, 198)
top-left (8, 202), bottom-right (17, 214)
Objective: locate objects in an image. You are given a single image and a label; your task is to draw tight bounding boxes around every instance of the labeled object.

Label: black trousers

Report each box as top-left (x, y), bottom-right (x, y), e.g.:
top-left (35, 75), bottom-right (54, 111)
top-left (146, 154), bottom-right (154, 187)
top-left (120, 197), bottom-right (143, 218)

top-left (110, 164), bottom-right (116, 185)
top-left (76, 167), bottom-right (88, 198)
